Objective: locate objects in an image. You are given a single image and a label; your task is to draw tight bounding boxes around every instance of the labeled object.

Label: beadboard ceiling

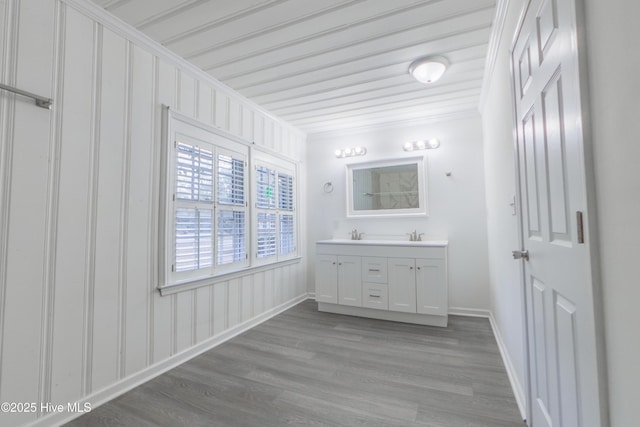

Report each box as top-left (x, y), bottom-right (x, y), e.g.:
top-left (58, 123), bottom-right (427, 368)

top-left (93, 0), bottom-right (496, 135)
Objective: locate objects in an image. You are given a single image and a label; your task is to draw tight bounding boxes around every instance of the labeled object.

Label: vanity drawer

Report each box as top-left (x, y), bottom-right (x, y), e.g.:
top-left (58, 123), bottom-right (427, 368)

top-left (362, 283), bottom-right (389, 310)
top-left (362, 257), bottom-right (388, 283)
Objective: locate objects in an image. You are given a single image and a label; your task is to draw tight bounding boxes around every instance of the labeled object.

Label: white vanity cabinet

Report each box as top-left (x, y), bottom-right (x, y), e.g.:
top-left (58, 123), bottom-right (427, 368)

top-left (315, 255), bottom-right (362, 306)
top-left (315, 239), bottom-right (448, 327)
top-left (337, 256), bottom-right (362, 306)
top-left (315, 254), bottom-right (338, 304)
top-left (388, 257), bottom-right (417, 313)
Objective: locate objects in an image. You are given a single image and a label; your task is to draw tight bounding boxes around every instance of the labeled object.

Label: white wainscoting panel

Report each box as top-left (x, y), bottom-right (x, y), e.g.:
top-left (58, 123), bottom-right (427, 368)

top-left (0, 1), bottom-right (307, 426)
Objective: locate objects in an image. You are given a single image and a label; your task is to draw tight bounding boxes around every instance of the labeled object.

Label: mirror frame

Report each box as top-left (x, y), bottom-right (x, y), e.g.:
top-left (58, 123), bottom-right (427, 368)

top-left (346, 156), bottom-right (428, 218)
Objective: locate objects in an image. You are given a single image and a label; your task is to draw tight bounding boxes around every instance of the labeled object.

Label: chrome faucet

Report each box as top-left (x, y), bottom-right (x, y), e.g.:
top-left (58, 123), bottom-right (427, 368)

top-left (350, 229), bottom-right (364, 240)
top-left (407, 230), bottom-right (425, 241)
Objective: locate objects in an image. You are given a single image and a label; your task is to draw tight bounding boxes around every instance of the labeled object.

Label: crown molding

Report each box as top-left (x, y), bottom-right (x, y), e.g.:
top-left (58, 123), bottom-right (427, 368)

top-left (478, 0), bottom-right (511, 112)
top-left (59, 0), bottom-right (306, 139)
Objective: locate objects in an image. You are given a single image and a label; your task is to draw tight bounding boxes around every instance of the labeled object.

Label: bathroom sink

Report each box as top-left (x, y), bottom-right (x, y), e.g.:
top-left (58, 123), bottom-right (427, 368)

top-left (316, 238), bottom-right (448, 247)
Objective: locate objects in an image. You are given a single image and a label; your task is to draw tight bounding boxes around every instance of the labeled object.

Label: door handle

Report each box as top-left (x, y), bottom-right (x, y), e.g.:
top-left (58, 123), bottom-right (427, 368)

top-left (512, 250), bottom-right (529, 261)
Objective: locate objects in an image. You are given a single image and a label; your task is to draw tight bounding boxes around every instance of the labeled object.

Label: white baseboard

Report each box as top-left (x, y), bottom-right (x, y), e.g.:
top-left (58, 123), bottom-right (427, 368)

top-left (307, 291), bottom-right (316, 300)
top-left (448, 306), bottom-right (491, 318)
top-left (488, 312), bottom-right (527, 421)
top-left (30, 293), bottom-right (311, 427)
top-left (449, 307), bottom-right (527, 421)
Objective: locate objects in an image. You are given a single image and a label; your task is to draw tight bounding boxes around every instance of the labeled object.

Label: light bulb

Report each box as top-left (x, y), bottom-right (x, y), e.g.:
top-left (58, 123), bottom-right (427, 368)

top-left (335, 149), bottom-right (343, 158)
top-left (428, 139), bottom-right (440, 149)
top-left (403, 142), bottom-right (413, 151)
top-left (416, 140), bottom-right (426, 149)
top-left (354, 146), bottom-right (363, 154)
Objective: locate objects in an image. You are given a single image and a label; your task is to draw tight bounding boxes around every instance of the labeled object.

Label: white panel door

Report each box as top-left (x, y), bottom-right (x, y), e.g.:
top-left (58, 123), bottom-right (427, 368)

top-left (337, 255), bottom-right (362, 307)
top-left (388, 258), bottom-right (416, 313)
top-left (511, 0), bottom-right (606, 425)
top-left (315, 254), bottom-right (337, 304)
top-left (415, 259), bottom-right (447, 316)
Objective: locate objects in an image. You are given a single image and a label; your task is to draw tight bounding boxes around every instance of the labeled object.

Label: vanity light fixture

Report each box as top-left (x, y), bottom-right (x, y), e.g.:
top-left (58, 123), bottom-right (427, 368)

top-left (403, 139), bottom-right (440, 152)
top-left (409, 56), bottom-right (449, 84)
top-left (335, 146), bottom-right (367, 158)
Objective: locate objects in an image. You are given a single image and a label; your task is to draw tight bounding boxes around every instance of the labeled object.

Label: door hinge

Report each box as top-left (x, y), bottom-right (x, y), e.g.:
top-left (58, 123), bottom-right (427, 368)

top-left (577, 211), bottom-right (585, 244)
top-left (171, 264), bottom-right (175, 272)
top-left (512, 250), bottom-right (529, 261)
top-left (246, 253), bottom-right (248, 260)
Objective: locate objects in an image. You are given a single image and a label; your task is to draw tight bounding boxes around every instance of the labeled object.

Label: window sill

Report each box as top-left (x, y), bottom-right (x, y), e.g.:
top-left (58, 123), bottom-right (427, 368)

top-left (158, 257), bottom-right (302, 296)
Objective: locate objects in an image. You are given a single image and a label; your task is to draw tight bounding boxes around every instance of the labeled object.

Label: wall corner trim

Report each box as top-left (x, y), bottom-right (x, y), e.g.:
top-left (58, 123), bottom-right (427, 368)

top-left (28, 293), bottom-right (314, 427)
top-left (478, 0), bottom-right (512, 112)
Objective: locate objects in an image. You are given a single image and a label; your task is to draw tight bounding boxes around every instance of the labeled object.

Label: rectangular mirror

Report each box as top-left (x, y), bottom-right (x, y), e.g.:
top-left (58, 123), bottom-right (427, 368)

top-left (346, 157), bottom-right (427, 217)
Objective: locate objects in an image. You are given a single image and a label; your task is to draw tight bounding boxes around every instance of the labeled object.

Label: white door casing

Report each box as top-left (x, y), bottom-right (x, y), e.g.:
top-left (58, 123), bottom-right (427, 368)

top-left (511, 0), bottom-right (606, 426)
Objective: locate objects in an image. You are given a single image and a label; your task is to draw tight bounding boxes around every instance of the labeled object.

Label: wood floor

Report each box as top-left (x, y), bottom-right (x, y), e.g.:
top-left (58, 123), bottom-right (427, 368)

top-left (67, 300), bottom-right (525, 427)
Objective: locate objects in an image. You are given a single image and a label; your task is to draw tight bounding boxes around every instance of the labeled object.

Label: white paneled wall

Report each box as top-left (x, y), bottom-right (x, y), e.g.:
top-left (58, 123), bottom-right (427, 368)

top-left (0, 1), bottom-right (307, 426)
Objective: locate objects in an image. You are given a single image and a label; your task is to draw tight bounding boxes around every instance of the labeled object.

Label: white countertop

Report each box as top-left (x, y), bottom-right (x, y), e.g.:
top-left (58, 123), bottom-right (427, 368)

top-left (316, 239), bottom-right (448, 247)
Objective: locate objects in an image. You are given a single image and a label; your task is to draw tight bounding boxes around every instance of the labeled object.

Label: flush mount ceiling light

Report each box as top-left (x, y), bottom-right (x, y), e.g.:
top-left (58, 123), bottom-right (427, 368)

top-left (403, 139), bottom-right (440, 152)
top-left (409, 56), bottom-right (449, 84)
top-left (335, 146), bottom-right (367, 158)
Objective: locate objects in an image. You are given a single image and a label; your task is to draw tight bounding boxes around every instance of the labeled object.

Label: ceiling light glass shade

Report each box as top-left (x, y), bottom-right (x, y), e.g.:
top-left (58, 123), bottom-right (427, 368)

top-left (409, 56), bottom-right (449, 84)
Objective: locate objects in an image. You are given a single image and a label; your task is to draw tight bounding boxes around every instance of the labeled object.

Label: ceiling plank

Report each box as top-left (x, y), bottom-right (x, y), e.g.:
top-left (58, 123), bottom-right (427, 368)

top-left (92, 0), bottom-right (497, 135)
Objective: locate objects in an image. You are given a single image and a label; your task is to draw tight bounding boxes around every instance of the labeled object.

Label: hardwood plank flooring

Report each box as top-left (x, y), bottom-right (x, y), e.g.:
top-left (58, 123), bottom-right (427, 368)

top-left (67, 300), bottom-right (525, 427)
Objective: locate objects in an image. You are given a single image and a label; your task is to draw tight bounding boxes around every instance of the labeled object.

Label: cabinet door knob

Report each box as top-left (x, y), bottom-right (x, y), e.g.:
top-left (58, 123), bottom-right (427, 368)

top-left (338, 262), bottom-right (342, 266)
top-left (332, 262), bottom-right (336, 265)
top-left (409, 266), bottom-right (413, 270)
top-left (417, 267), bottom-right (421, 270)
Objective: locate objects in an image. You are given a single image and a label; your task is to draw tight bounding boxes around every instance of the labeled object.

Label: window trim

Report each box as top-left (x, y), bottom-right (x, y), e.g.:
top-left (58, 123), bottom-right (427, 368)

top-left (251, 153), bottom-right (299, 266)
top-left (159, 107), bottom-right (300, 292)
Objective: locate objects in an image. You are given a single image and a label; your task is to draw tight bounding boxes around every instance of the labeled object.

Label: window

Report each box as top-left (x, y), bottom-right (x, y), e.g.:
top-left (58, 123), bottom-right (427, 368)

top-left (278, 172), bottom-right (295, 256)
top-left (216, 151), bottom-right (247, 266)
top-left (161, 109), bottom-right (298, 290)
top-left (174, 141), bottom-right (214, 273)
top-left (164, 113), bottom-right (249, 286)
top-left (253, 159), bottom-right (297, 262)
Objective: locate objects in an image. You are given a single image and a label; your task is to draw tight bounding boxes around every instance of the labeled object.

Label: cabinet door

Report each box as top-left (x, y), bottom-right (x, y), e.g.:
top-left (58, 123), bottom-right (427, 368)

top-left (315, 254), bottom-right (338, 303)
top-left (416, 258), bottom-right (447, 316)
top-left (338, 255), bottom-right (362, 307)
top-left (388, 258), bottom-right (416, 313)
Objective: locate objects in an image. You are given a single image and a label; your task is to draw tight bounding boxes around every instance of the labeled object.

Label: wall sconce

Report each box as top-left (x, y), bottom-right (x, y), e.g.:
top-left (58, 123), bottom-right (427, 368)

top-left (403, 139), bottom-right (440, 151)
top-left (335, 146), bottom-right (367, 158)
